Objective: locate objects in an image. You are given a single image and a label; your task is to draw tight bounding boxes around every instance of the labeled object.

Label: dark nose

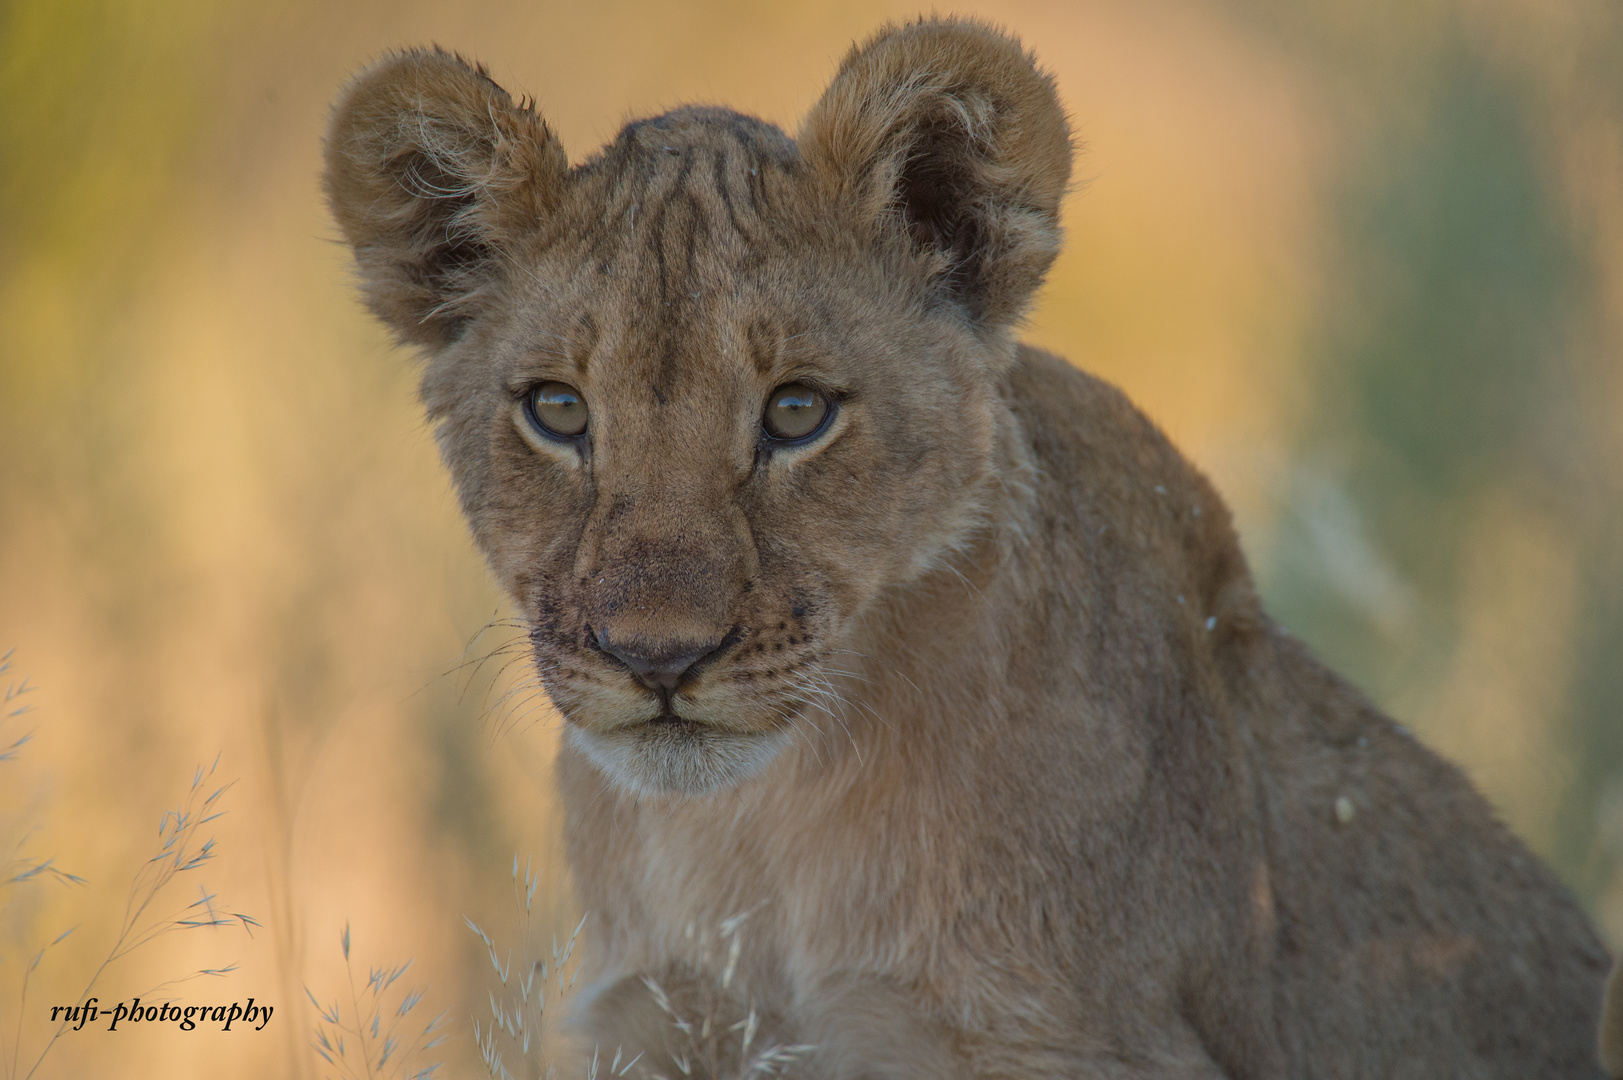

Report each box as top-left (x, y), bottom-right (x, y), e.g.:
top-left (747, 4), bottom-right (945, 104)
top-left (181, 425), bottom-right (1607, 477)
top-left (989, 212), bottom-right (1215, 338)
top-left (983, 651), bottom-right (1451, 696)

top-left (595, 628), bottom-right (726, 692)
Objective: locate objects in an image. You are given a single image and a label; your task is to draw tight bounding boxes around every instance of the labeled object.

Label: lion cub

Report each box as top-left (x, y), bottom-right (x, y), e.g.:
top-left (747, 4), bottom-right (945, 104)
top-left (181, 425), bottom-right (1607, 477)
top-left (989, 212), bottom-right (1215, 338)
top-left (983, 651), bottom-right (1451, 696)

top-left (325, 18), bottom-right (1613, 1077)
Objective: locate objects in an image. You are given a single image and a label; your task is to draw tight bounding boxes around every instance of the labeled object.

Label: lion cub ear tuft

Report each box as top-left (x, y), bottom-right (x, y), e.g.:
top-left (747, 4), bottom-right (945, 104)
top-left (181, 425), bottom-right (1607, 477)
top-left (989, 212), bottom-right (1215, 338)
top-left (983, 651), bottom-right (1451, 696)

top-left (323, 49), bottom-right (567, 348)
top-left (799, 18), bottom-right (1073, 331)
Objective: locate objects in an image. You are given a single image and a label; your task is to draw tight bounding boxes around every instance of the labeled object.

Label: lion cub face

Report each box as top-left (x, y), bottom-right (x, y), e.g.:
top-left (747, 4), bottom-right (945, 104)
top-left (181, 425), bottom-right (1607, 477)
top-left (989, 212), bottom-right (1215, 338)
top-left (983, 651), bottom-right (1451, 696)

top-left (325, 28), bottom-right (1071, 794)
top-left (432, 174), bottom-right (1003, 796)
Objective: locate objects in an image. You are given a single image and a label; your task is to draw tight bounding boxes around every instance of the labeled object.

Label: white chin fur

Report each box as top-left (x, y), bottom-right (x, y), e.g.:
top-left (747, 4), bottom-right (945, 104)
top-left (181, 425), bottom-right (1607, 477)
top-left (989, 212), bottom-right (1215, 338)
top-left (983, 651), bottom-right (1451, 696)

top-left (566, 722), bottom-right (789, 797)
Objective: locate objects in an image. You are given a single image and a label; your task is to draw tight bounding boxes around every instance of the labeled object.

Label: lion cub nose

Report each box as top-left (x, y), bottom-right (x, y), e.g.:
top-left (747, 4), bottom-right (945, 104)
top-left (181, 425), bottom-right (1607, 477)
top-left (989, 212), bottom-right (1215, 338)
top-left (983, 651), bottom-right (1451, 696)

top-left (596, 628), bottom-right (726, 692)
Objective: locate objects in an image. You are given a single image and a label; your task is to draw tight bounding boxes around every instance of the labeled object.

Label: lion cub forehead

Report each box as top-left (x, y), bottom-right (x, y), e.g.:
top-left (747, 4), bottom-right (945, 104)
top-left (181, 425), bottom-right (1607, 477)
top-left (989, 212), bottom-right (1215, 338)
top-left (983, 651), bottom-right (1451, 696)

top-left (489, 110), bottom-right (808, 367)
top-left (608, 106), bottom-right (799, 164)
top-left (561, 105), bottom-right (802, 242)
top-left (498, 107), bottom-right (843, 396)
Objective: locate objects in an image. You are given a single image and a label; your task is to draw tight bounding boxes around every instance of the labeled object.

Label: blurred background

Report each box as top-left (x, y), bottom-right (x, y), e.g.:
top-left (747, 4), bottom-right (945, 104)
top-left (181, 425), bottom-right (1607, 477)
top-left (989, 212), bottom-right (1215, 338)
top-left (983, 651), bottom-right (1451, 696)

top-left (1, 0), bottom-right (1619, 1076)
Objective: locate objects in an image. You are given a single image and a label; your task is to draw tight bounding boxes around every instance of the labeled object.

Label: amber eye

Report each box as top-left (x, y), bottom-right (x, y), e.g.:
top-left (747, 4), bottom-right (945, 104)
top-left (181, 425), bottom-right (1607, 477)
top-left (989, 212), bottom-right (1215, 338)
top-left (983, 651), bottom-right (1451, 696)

top-left (762, 382), bottom-right (831, 442)
top-left (527, 381), bottom-right (588, 439)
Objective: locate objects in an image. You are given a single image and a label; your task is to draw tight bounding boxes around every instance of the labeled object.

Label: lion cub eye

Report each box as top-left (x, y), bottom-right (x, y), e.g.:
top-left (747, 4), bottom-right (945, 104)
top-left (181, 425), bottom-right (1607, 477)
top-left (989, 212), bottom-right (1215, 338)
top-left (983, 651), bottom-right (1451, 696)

top-left (762, 382), bottom-right (831, 442)
top-left (527, 381), bottom-right (589, 439)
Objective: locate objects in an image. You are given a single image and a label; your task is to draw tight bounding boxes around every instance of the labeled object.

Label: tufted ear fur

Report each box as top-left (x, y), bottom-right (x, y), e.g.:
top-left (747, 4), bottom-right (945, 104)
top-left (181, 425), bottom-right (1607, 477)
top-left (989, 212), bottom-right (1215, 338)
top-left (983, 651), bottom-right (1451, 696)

top-left (799, 18), bottom-right (1072, 331)
top-left (323, 49), bottom-right (567, 348)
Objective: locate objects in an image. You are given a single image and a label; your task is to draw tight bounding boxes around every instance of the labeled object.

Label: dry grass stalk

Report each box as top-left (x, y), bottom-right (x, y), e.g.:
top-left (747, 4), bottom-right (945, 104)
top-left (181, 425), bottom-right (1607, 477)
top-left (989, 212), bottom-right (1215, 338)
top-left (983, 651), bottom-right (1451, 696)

top-left (1, 651), bottom-right (256, 1079)
top-left (467, 856), bottom-right (813, 1079)
top-left (468, 854), bottom-right (592, 1080)
top-left (307, 922), bottom-right (447, 1080)
top-left (633, 915), bottom-right (813, 1080)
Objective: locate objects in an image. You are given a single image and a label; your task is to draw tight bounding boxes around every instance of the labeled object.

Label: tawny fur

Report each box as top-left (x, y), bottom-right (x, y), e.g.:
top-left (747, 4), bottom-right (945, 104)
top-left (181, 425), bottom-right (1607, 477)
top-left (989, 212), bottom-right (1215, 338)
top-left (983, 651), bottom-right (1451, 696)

top-left (1604, 958), bottom-right (1623, 1078)
top-left (324, 19), bottom-right (1614, 1078)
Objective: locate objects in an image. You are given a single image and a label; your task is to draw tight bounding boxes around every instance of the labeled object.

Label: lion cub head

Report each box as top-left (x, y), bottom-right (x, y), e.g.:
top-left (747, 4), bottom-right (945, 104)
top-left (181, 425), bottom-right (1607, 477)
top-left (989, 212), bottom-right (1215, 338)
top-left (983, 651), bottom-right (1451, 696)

top-left (325, 20), bottom-right (1071, 795)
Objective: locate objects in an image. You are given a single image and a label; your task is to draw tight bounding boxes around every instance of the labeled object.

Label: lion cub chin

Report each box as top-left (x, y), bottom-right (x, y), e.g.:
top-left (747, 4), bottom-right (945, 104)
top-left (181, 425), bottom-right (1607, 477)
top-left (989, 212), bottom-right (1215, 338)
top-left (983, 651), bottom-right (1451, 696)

top-left (565, 721), bottom-right (790, 798)
top-left (325, 17), bottom-right (1614, 1079)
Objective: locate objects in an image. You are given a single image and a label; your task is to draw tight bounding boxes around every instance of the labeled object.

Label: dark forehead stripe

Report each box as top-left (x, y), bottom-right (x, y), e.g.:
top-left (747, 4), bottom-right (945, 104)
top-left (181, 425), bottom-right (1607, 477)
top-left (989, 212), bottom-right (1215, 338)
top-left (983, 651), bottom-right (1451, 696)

top-left (571, 109), bottom-right (800, 395)
top-left (616, 107), bottom-right (797, 190)
top-left (581, 108), bottom-right (797, 276)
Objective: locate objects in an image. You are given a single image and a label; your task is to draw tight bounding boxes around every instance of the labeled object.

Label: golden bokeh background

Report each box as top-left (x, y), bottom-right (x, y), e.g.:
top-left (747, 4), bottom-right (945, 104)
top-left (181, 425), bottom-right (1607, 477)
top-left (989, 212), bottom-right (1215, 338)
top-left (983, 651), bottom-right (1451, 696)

top-left (2, 0), bottom-right (1620, 1076)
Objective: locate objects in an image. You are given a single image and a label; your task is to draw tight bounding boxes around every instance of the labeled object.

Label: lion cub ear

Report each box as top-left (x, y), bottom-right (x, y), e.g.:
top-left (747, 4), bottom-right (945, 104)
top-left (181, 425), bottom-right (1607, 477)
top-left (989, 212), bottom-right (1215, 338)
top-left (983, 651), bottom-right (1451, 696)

top-left (323, 49), bottom-right (567, 348)
top-left (799, 18), bottom-right (1072, 332)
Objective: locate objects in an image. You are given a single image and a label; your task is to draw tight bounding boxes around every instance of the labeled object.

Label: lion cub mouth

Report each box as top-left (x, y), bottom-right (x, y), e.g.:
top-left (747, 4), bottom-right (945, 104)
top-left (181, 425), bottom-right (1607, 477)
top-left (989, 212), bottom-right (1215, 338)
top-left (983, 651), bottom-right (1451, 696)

top-left (545, 626), bottom-right (811, 795)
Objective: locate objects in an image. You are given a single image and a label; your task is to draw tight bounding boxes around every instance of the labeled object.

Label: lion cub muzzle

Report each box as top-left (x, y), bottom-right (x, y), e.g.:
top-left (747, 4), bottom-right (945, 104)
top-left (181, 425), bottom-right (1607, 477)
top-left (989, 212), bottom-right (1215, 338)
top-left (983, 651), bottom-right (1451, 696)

top-left (575, 491), bottom-right (750, 700)
top-left (551, 487), bottom-right (802, 795)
